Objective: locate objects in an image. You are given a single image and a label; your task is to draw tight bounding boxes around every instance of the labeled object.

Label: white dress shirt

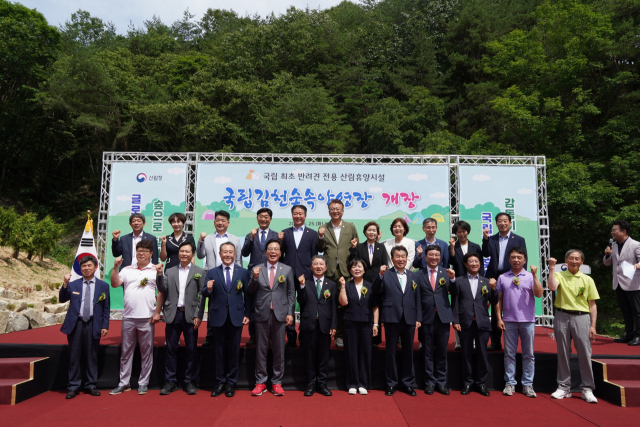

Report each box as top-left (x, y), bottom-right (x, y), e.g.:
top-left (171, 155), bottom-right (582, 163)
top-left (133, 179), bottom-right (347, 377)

top-left (177, 263), bottom-right (191, 307)
top-left (468, 273), bottom-right (479, 298)
top-left (460, 243), bottom-right (468, 255)
top-left (293, 225), bottom-right (305, 248)
top-left (332, 221), bottom-right (342, 244)
top-left (131, 232), bottom-right (143, 266)
top-left (498, 231), bottom-right (511, 271)
top-left (214, 232), bottom-right (229, 267)
top-left (395, 268), bottom-right (407, 293)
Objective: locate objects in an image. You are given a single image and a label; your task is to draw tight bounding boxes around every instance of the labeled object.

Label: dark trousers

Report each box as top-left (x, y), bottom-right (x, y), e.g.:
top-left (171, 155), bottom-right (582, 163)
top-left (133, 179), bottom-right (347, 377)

top-left (301, 319), bottom-right (331, 387)
top-left (344, 320), bottom-right (372, 389)
top-left (67, 318), bottom-right (99, 390)
top-left (616, 286), bottom-right (640, 337)
top-left (212, 314), bottom-right (243, 386)
top-left (165, 309), bottom-right (199, 384)
top-left (460, 321), bottom-right (490, 386)
top-left (422, 316), bottom-right (450, 387)
top-left (384, 316), bottom-right (415, 389)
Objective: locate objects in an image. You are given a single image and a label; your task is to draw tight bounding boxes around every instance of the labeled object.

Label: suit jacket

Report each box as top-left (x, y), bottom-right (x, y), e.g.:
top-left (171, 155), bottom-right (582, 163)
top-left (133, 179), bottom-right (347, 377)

top-left (348, 242), bottom-right (389, 284)
top-left (603, 237), bottom-right (640, 291)
top-left (342, 280), bottom-right (376, 323)
top-left (413, 238), bottom-right (449, 270)
top-left (373, 269), bottom-right (421, 325)
top-left (452, 276), bottom-right (498, 331)
top-left (317, 221), bottom-right (359, 279)
top-left (383, 237), bottom-right (416, 268)
top-left (280, 226), bottom-right (319, 278)
top-left (157, 264), bottom-right (206, 324)
top-left (450, 240), bottom-right (484, 278)
top-left (297, 274), bottom-right (338, 334)
top-left (241, 229), bottom-right (279, 271)
top-left (198, 265), bottom-right (252, 327)
top-left (248, 262), bottom-right (295, 323)
top-left (112, 231), bottom-right (159, 270)
top-left (482, 232), bottom-right (527, 279)
top-left (59, 278), bottom-right (110, 339)
top-left (196, 233), bottom-right (242, 270)
top-left (416, 267), bottom-right (453, 325)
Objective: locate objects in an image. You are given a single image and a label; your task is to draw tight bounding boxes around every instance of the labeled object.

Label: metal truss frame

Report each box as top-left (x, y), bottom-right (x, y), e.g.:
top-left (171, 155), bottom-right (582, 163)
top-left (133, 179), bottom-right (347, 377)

top-left (99, 153), bottom-right (552, 325)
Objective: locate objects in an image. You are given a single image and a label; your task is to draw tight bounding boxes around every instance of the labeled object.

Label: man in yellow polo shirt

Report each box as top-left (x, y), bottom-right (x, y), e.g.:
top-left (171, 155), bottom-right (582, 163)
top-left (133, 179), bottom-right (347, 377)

top-left (548, 250), bottom-right (599, 404)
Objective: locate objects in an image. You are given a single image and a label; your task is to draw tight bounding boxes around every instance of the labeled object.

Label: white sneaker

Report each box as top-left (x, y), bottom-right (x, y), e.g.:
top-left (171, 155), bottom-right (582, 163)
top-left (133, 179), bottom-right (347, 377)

top-left (551, 388), bottom-right (572, 399)
top-left (582, 389), bottom-right (598, 403)
top-left (522, 385), bottom-right (537, 398)
top-left (502, 384), bottom-right (515, 396)
top-left (348, 388), bottom-right (357, 395)
top-left (358, 387), bottom-right (368, 395)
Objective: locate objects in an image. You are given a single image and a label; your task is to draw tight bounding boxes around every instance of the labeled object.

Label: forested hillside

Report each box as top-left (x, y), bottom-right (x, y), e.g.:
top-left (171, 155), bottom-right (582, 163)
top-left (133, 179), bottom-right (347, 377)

top-left (1, 0), bottom-right (639, 330)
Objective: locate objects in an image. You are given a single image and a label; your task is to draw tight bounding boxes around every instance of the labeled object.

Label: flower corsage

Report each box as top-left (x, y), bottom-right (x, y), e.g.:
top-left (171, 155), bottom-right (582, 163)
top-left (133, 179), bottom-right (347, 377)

top-left (194, 273), bottom-right (202, 280)
top-left (412, 280), bottom-right (417, 291)
top-left (361, 286), bottom-right (368, 297)
top-left (512, 277), bottom-right (520, 287)
top-left (481, 285), bottom-right (489, 295)
top-left (98, 292), bottom-right (106, 302)
top-left (438, 277), bottom-right (446, 288)
top-left (576, 286), bottom-right (585, 298)
top-left (140, 277), bottom-right (148, 287)
top-left (236, 280), bottom-right (243, 293)
top-left (278, 275), bottom-right (285, 283)
top-left (324, 289), bottom-right (331, 300)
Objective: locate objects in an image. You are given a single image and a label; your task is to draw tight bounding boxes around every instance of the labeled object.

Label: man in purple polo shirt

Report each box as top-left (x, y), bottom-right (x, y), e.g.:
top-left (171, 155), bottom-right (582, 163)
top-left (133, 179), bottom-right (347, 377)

top-left (496, 247), bottom-right (543, 398)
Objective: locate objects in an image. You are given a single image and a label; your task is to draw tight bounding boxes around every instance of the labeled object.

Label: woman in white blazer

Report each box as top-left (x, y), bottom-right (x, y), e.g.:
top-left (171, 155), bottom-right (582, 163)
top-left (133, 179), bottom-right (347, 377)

top-left (383, 218), bottom-right (415, 268)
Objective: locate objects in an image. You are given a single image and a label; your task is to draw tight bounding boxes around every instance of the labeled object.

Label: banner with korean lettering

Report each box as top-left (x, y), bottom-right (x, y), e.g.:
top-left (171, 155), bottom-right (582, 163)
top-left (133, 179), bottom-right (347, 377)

top-left (458, 166), bottom-right (542, 315)
top-left (194, 163), bottom-right (451, 268)
top-left (106, 162), bottom-right (188, 309)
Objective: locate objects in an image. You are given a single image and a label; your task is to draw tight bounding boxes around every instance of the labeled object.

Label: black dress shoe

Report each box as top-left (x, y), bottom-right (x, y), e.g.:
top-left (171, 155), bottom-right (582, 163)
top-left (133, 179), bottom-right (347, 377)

top-left (385, 387), bottom-right (396, 396)
top-left (614, 335), bottom-right (634, 343)
top-left (66, 390), bottom-right (78, 399)
top-left (317, 385), bottom-right (332, 396)
top-left (405, 387), bottom-right (417, 396)
top-left (160, 381), bottom-right (178, 395)
top-left (628, 337), bottom-right (640, 346)
top-left (424, 385), bottom-right (434, 395)
top-left (435, 384), bottom-right (450, 395)
top-left (476, 384), bottom-right (490, 396)
top-left (202, 340), bottom-right (213, 348)
top-left (304, 385), bottom-right (315, 396)
top-left (211, 383), bottom-right (225, 397)
top-left (86, 388), bottom-right (101, 396)
top-left (460, 384), bottom-right (471, 395)
top-left (224, 384), bottom-right (235, 397)
top-left (246, 338), bottom-right (256, 347)
top-left (186, 382), bottom-right (197, 395)
top-left (285, 341), bottom-right (298, 349)
top-left (487, 343), bottom-right (502, 351)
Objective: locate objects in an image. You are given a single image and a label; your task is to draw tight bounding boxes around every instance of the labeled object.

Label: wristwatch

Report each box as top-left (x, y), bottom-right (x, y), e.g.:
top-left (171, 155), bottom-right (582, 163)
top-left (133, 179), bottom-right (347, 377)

top-left (373, 324), bottom-right (379, 327)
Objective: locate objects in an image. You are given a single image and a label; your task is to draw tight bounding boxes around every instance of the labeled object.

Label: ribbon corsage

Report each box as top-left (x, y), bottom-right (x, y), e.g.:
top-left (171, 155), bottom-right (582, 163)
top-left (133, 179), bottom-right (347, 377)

top-left (412, 280), bottom-right (417, 291)
top-left (140, 278), bottom-right (148, 287)
top-left (324, 289), bottom-right (331, 300)
top-left (512, 277), bottom-right (520, 287)
top-left (481, 285), bottom-right (489, 295)
top-left (577, 286), bottom-right (585, 298)
top-left (98, 292), bottom-right (106, 302)
top-left (438, 277), bottom-right (446, 288)
top-left (278, 275), bottom-right (285, 283)
top-left (194, 273), bottom-right (202, 280)
top-left (236, 280), bottom-right (243, 293)
top-left (361, 286), bottom-right (368, 297)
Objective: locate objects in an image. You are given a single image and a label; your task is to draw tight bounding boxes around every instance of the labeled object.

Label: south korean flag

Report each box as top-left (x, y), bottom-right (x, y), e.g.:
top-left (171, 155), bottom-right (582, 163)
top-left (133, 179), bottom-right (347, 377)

top-left (70, 213), bottom-right (100, 281)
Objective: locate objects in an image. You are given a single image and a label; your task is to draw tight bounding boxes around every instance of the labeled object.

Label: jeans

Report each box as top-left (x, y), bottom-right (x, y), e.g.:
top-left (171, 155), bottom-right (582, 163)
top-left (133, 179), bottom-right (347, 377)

top-left (504, 321), bottom-right (535, 386)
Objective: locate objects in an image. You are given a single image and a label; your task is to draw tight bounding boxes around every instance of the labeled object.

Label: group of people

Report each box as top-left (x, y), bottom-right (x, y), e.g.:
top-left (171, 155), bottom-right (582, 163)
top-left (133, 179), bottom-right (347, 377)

top-left (59, 200), bottom-right (640, 404)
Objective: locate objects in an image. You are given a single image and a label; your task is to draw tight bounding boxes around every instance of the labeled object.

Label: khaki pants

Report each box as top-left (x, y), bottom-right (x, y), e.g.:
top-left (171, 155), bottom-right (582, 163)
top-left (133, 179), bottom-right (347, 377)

top-left (554, 310), bottom-right (594, 391)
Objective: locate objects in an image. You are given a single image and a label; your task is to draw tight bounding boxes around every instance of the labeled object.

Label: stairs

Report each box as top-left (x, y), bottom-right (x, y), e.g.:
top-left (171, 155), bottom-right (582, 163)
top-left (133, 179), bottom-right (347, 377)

top-left (592, 359), bottom-right (640, 407)
top-left (0, 357), bottom-right (49, 405)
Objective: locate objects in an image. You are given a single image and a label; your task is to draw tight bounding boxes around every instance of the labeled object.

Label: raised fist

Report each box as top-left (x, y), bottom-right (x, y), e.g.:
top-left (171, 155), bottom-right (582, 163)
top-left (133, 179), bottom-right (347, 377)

top-left (338, 276), bottom-right (346, 287)
top-left (483, 228), bottom-right (490, 239)
top-left (298, 275), bottom-right (305, 286)
top-left (199, 232), bottom-right (207, 241)
top-left (318, 227), bottom-right (325, 238)
top-left (416, 245), bottom-right (423, 257)
top-left (489, 278), bottom-right (497, 290)
top-left (253, 266), bottom-right (261, 279)
top-left (112, 230), bottom-right (121, 240)
top-left (250, 228), bottom-right (258, 239)
top-left (278, 231), bottom-right (285, 241)
top-left (449, 237), bottom-right (456, 247)
top-left (160, 236), bottom-right (167, 245)
top-left (207, 280), bottom-right (214, 292)
top-left (604, 246), bottom-right (612, 255)
top-left (530, 265), bottom-right (538, 276)
top-left (350, 237), bottom-right (358, 248)
top-left (114, 258), bottom-right (123, 268)
top-left (548, 257), bottom-right (557, 268)
top-left (446, 269), bottom-right (455, 280)
top-left (63, 273), bottom-right (71, 287)
top-left (379, 265), bottom-right (388, 276)
top-left (155, 263), bottom-right (164, 276)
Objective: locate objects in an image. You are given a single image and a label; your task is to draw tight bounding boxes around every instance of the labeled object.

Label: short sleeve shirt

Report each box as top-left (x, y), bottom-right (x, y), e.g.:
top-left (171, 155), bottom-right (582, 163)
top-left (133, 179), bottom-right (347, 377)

top-left (497, 270), bottom-right (536, 322)
top-left (554, 270), bottom-right (599, 313)
top-left (119, 264), bottom-right (158, 319)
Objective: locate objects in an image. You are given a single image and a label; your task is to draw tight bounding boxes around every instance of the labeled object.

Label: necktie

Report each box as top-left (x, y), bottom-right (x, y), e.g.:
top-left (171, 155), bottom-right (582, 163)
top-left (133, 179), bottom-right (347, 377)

top-left (369, 244), bottom-right (374, 264)
top-left (260, 230), bottom-right (266, 250)
top-left (225, 267), bottom-right (231, 292)
top-left (430, 269), bottom-right (436, 291)
top-left (316, 279), bottom-right (322, 299)
top-left (82, 281), bottom-right (91, 322)
top-left (269, 266), bottom-right (275, 310)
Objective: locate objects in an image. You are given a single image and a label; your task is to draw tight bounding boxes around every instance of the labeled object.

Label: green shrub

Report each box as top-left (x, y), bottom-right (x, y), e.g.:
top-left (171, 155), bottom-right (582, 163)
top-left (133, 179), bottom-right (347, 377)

top-left (35, 284), bottom-right (42, 291)
top-left (50, 296), bottom-right (58, 304)
top-left (48, 244), bottom-right (75, 265)
top-left (7, 304), bottom-right (15, 311)
top-left (27, 304), bottom-right (34, 308)
top-left (54, 283), bottom-right (61, 289)
top-left (48, 283), bottom-right (55, 290)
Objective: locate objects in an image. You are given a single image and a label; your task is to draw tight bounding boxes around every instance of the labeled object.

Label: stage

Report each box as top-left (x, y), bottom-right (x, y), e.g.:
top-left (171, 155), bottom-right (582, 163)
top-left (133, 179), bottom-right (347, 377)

top-left (0, 322), bottom-right (637, 392)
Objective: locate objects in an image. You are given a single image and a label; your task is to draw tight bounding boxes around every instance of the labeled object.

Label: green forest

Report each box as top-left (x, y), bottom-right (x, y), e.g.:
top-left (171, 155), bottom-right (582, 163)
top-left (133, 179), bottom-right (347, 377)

top-left (2, 0), bottom-right (639, 332)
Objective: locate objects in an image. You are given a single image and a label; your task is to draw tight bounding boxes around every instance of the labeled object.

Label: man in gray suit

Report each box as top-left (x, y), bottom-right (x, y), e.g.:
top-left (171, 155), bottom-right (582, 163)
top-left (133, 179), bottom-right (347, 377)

top-left (604, 219), bottom-right (640, 345)
top-left (196, 210), bottom-right (242, 347)
top-left (248, 239), bottom-right (295, 396)
top-left (157, 240), bottom-right (206, 395)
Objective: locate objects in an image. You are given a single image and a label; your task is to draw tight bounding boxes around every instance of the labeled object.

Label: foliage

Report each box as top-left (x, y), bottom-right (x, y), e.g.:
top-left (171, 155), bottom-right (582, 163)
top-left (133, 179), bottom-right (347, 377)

top-left (50, 296), bottom-right (58, 305)
top-left (7, 304), bottom-right (15, 311)
top-left (35, 285), bottom-right (42, 291)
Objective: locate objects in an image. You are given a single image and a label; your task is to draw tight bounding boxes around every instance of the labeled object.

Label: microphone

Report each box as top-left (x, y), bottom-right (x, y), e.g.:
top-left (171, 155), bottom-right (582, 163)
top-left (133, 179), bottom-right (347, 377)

top-left (609, 238), bottom-right (614, 248)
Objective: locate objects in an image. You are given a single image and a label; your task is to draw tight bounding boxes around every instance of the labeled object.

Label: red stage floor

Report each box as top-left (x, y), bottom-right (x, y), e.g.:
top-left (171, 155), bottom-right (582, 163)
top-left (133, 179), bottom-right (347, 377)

top-left (3, 389), bottom-right (640, 427)
top-left (1, 322), bottom-right (638, 356)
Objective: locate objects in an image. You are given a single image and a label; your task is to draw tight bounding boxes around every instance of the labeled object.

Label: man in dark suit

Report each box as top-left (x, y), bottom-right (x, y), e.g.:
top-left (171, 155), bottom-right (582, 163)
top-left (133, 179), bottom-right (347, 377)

top-left (482, 212), bottom-right (527, 351)
top-left (111, 213), bottom-right (159, 270)
top-left (373, 245), bottom-right (422, 396)
top-left (453, 252), bottom-right (498, 396)
top-left (60, 256), bottom-right (110, 399)
top-left (297, 255), bottom-right (337, 396)
top-left (242, 208), bottom-right (279, 347)
top-left (157, 240), bottom-right (206, 396)
top-left (417, 245), bottom-right (455, 395)
top-left (414, 218), bottom-right (449, 270)
top-left (198, 242), bottom-right (251, 397)
top-left (248, 239), bottom-right (296, 396)
top-left (279, 204), bottom-right (318, 348)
